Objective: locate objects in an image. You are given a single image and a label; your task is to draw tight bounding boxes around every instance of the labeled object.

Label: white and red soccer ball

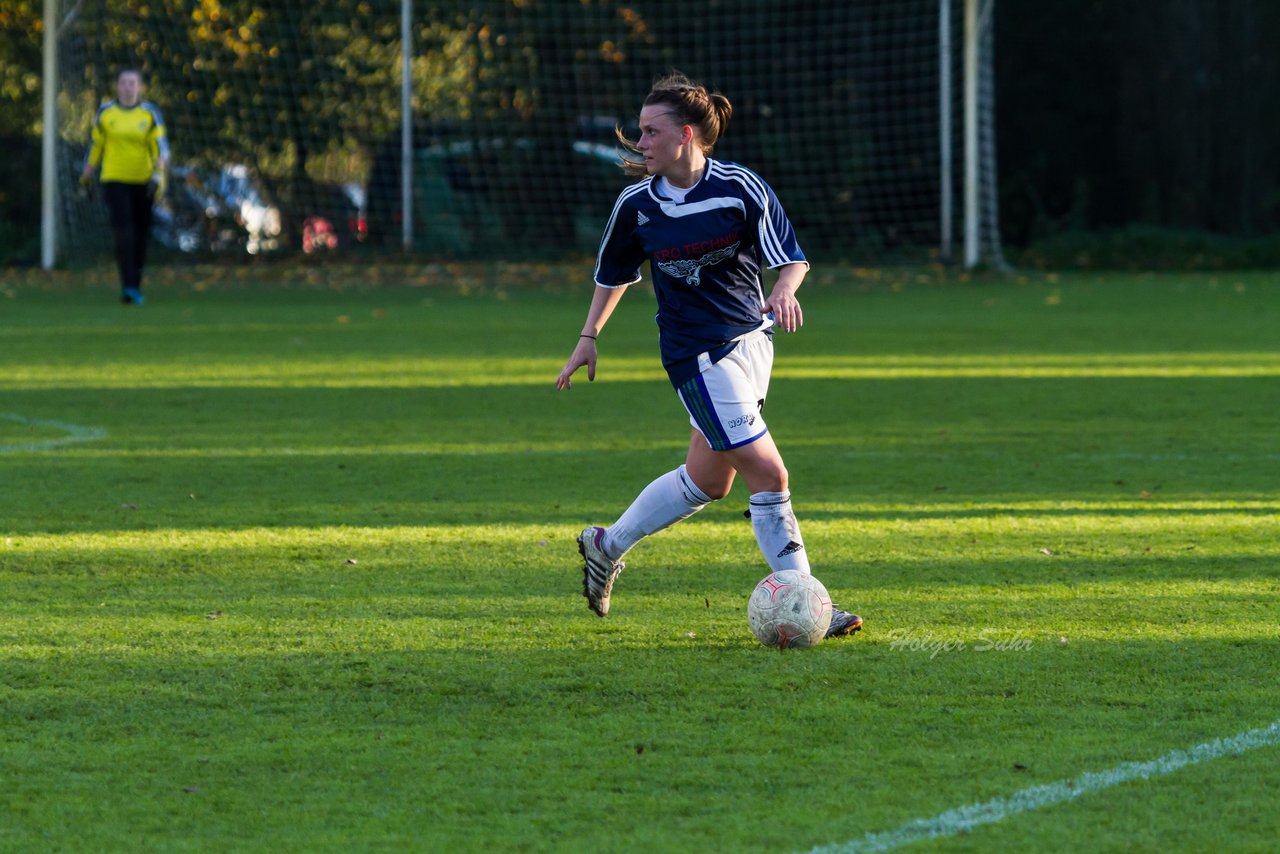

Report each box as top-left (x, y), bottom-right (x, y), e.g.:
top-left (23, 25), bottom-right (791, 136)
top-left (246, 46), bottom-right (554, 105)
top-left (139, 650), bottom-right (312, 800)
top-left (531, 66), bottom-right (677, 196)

top-left (747, 570), bottom-right (833, 649)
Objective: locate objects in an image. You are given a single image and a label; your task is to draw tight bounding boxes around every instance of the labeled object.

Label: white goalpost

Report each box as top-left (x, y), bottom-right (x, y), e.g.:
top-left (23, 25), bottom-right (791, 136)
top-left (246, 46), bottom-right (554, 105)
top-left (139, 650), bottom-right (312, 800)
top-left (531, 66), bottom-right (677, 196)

top-left (40, 0), bottom-right (59, 270)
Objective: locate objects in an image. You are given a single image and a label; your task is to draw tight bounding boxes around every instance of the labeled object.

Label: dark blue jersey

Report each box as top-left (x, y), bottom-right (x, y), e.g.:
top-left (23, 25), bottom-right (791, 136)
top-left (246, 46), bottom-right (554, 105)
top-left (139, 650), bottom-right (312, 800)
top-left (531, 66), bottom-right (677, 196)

top-left (594, 159), bottom-right (808, 387)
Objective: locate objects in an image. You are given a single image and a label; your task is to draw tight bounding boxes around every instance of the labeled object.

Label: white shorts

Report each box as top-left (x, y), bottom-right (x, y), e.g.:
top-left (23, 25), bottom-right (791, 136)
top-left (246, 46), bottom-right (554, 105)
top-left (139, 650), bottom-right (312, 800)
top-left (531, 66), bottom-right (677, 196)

top-left (676, 330), bottom-right (773, 452)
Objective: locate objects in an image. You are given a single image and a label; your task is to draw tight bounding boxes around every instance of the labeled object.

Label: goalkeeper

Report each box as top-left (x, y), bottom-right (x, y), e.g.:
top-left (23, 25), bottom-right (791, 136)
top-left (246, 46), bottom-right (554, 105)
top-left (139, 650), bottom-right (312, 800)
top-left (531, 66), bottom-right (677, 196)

top-left (80, 69), bottom-right (170, 305)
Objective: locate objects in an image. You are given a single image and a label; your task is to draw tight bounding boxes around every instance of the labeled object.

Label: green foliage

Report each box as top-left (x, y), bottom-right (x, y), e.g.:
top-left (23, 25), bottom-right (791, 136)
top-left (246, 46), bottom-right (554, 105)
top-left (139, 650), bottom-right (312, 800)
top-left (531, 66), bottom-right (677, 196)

top-left (1, 265), bottom-right (1278, 849)
top-left (0, 2), bottom-right (42, 266)
top-left (0, 1), bottom-right (42, 138)
top-left (60, 1), bottom-right (474, 171)
top-left (54, 0), bottom-right (658, 178)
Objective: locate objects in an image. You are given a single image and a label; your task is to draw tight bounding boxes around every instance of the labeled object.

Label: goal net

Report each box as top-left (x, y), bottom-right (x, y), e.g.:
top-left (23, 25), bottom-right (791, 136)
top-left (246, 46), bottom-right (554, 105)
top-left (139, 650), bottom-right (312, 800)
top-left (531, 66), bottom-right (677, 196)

top-left (52, 0), bottom-right (1002, 267)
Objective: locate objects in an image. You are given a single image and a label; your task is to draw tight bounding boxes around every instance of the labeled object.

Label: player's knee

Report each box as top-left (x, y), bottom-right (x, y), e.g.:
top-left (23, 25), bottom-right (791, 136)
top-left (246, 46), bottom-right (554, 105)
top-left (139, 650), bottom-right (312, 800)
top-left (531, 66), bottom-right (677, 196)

top-left (687, 469), bottom-right (733, 501)
top-left (701, 480), bottom-right (733, 501)
top-left (749, 463), bottom-right (788, 494)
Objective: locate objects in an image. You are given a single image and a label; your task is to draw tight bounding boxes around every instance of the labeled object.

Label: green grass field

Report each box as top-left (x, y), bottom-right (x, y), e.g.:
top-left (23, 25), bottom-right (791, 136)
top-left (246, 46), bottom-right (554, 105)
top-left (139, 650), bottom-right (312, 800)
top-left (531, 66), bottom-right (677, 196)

top-left (2, 265), bottom-right (1278, 851)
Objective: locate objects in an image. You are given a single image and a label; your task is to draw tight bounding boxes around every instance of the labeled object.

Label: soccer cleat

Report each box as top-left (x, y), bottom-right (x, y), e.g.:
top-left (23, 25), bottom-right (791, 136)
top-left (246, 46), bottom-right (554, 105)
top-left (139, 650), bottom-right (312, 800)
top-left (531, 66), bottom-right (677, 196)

top-left (578, 525), bottom-right (624, 617)
top-left (122, 288), bottom-right (144, 305)
top-left (826, 608), bottom-right (863, 638)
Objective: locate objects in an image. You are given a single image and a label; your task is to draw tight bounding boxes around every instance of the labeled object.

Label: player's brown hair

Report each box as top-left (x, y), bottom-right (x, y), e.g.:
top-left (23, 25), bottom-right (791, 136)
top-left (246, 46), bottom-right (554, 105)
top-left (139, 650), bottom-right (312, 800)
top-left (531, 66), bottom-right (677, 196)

top-left (616, 72), bottom-right (733, 178)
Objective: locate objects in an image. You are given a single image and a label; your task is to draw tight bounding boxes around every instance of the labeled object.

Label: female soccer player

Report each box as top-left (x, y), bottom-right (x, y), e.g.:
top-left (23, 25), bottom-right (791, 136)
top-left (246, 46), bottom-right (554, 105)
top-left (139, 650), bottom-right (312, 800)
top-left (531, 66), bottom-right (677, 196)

top-left (556, 73), bottom-right (861, 638)
top-left (81, 69), bottom-right (170, 305)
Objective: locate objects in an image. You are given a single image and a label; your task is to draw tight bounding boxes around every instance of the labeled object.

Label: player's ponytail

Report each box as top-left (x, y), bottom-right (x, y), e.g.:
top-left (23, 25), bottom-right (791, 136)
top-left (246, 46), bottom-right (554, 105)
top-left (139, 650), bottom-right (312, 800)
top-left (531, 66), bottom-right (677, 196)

top-left (706, 92), bottom-right (733, 147)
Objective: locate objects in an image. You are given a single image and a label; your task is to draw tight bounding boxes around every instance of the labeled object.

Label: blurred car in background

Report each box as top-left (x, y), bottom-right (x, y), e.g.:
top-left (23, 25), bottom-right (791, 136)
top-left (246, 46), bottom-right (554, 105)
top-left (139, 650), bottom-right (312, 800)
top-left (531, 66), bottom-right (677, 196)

top-left (151, 164), bottom-right (282, 256)
top-left (150, 165), bottom-right (246, 255)
top-left (364, 118), bottom-right (636, 256)
top-left (150, 165), bottom-right (369, 257)
top-left (217, 164), bottom-right (283, 255)
top-left (301, 182), bottom-right (367, 254)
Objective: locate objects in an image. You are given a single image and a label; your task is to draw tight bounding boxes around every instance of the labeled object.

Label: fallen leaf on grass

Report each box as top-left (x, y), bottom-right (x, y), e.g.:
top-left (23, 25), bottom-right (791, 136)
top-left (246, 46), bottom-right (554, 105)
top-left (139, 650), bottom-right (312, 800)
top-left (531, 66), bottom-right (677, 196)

top-left (205, 610), bottom-right (223, 619)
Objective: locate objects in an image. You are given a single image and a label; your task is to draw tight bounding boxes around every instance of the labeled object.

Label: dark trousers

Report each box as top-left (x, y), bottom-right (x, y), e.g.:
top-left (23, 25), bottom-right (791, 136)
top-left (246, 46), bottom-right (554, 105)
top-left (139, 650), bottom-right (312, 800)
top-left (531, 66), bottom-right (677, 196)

top-left (102, 182), bottom-right (155, 291)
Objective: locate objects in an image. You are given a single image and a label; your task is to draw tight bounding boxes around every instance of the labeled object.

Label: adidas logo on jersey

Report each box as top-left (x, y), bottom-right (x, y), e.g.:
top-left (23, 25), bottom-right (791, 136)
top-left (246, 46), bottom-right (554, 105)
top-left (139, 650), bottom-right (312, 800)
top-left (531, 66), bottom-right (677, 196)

top-left (637, 211), bottom-right (649, 226)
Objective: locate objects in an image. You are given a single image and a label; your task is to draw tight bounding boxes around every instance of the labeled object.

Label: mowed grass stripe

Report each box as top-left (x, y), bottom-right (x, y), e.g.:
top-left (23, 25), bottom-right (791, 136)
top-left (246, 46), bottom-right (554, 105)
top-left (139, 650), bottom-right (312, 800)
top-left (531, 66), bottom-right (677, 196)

top-left (3, 351), bottom-right (1279, 389)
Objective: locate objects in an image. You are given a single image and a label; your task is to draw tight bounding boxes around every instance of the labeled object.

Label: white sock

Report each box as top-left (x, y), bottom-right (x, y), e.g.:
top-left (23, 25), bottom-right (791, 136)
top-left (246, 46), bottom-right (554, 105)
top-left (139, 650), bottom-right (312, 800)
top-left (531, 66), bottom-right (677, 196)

top-left (603, 465), bottom-right (714, 559)
top-left (749, 490), bottom-right (811, 573)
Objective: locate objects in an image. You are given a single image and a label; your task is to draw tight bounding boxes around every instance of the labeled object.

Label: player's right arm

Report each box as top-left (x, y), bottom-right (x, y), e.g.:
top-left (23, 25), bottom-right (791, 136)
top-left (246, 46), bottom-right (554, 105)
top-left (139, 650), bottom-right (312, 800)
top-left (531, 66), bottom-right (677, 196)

top-left (556, 284), bottom-right (629, 390)
top-left (556, 185), bottom-right (648, 391)
top-left (81, 111), bottom-right (106, 181)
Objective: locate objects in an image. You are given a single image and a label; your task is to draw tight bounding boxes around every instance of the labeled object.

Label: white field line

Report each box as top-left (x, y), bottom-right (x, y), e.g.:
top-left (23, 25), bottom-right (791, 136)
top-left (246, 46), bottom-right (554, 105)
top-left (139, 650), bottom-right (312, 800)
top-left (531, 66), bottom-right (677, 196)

top-left (0, 413), bottom-right (107, 452)
top-left (805, 719), bottom-right (1280, 853)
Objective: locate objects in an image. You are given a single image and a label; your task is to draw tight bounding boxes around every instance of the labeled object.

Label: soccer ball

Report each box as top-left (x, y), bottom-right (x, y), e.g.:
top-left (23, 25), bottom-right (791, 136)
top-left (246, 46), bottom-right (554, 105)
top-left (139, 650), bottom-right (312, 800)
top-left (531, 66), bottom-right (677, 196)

top-left (747, 570), bottom-right (833, 649)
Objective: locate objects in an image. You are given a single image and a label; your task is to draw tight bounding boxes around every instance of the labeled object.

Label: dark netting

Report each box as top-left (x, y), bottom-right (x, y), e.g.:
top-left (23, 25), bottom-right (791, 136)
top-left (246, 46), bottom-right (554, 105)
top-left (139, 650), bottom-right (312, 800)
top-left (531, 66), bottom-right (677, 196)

top-left (58, 0), bottom-right (989, 265)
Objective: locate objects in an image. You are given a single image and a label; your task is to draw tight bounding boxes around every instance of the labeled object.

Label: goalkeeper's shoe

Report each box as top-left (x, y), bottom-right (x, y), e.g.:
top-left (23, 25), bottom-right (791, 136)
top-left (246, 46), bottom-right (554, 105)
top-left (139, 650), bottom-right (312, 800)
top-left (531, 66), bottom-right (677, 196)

top-left (826, 608), bottom-right (863, 638)
top-left (578, 526), bottom-right (624, 617)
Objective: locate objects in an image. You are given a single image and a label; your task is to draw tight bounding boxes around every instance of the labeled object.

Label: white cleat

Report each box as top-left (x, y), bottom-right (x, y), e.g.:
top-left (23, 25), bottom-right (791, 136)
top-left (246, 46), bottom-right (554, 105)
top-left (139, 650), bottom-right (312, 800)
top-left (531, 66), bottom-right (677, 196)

top-left (577, 526), bottom-right (624, 617)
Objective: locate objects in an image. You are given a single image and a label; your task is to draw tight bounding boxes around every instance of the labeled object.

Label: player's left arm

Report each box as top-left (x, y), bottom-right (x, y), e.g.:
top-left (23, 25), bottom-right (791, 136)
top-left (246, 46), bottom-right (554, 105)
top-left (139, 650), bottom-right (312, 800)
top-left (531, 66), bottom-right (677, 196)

top-left (764, 263), bottom-right (807, 334)
top-left (146, 103), bottom-right (171, 170)
top-left (146, 103), bottom-right (171, 199)
top-left (753, 176), bottom-right (809, 333)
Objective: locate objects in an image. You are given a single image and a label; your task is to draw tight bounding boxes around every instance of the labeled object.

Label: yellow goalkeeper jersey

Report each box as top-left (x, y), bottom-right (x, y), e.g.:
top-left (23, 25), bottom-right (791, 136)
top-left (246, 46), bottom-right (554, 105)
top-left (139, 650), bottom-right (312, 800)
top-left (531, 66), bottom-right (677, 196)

top-left (87, 100), bottom-right (171, 184)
